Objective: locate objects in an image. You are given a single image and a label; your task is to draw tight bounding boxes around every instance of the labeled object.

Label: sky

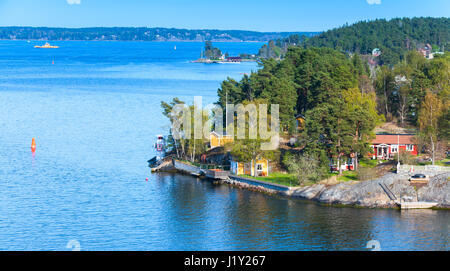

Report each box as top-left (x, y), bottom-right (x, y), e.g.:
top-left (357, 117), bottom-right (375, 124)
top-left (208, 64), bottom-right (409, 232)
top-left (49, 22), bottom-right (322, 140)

top-left (0, 0), bottom-right (448, 32)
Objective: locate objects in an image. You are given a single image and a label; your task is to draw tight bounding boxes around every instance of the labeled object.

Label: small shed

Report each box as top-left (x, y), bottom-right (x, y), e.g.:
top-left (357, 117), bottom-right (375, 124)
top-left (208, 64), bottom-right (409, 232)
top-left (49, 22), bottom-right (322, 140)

top-left (230, 158), bottom-right (269, 177)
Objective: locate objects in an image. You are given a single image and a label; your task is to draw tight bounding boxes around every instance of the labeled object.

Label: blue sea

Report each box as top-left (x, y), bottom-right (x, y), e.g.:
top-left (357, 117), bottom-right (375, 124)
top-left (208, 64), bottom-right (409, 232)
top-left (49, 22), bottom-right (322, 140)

top-left (0, 40), bottom-right (448, 251)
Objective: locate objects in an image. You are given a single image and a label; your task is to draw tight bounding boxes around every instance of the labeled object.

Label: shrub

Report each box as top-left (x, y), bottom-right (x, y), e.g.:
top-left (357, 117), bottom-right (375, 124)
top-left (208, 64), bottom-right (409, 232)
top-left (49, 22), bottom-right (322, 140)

top-left (393, 149), bottom-right (417, 165)
top-left (283, 153), bottom-right (321, 185)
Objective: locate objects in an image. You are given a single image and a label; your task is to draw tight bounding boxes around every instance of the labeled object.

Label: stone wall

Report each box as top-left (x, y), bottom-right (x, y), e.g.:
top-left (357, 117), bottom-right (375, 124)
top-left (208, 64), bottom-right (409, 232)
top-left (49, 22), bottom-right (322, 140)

top-left (397, 164), bottom-right (450, 175)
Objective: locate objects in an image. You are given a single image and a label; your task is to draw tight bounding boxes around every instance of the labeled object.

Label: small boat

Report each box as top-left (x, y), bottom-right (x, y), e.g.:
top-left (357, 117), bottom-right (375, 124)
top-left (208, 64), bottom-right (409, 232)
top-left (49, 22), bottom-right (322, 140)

top-left (34, 42), bottom-right (59, 49)
top-left (399, 202), bottom-right (438, 209)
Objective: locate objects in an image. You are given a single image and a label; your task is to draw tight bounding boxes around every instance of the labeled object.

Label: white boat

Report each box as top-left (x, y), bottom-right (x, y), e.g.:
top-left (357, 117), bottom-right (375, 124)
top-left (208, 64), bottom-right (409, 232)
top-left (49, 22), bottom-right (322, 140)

top-left (400, 202), bottom-right (438, 209)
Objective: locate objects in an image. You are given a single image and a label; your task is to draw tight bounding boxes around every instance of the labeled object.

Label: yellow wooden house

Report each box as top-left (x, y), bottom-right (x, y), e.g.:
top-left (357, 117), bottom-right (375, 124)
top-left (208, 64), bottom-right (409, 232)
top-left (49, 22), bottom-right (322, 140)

top-left (210, 132), bottom-right (234, 149)
top-left (230, 158), bottom-right (269, 177)
top-left (296, 114), bottom-right (305, 131)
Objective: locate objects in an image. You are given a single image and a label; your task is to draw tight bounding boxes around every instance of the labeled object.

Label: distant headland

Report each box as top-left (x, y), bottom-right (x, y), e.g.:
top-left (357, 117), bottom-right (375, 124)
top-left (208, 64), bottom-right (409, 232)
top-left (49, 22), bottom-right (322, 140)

top-left (0, 26), bottom-right (319, 42)
top-left (191, 41), bottom-right (258, 63)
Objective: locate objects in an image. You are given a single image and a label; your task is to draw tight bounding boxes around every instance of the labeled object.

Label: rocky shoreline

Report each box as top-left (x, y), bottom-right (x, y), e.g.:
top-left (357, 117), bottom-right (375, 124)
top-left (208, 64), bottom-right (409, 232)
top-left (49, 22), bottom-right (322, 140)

top-left (223, 172), bottom-right (450, 209)
top-left (288, 172), bottom-right (450, 208)
top-left (153, 159), bottom-right (450, 209)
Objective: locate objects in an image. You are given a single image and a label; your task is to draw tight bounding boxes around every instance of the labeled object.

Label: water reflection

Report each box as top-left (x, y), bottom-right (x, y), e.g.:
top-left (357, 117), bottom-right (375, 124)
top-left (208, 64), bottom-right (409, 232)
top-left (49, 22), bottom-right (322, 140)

top-left (150, 174), bottom-right (449, 251)
top-left (0, 40), bottom-right (448, 251)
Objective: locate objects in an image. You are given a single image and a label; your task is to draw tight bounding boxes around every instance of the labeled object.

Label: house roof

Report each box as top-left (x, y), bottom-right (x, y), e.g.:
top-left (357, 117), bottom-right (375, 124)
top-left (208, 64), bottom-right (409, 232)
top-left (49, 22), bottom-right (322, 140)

top-left (372, 134), bottom-right (415, 145)
top-left (295, 114), bottom-right (305, 119)
top-left (210, 131), bottom-right (233, 138)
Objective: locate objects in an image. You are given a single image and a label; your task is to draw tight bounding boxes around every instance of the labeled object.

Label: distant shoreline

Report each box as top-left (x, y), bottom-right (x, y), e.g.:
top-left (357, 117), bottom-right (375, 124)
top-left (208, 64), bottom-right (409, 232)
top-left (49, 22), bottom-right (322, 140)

top-left (0, 39), bottom-right (267, 43)
top-left (0, 26), bottom-right (319, 43)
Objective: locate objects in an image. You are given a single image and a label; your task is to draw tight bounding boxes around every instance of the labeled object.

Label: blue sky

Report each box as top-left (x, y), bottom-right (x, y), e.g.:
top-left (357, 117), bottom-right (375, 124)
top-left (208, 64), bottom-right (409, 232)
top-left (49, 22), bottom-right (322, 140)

top-left (0, 0), bottom-right (448, 32)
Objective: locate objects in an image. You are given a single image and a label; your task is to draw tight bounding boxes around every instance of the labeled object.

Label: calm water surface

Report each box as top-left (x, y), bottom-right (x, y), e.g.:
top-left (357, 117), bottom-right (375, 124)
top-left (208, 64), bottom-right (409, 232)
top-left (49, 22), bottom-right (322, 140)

top-left (0, 41), bottom-right (448, 251)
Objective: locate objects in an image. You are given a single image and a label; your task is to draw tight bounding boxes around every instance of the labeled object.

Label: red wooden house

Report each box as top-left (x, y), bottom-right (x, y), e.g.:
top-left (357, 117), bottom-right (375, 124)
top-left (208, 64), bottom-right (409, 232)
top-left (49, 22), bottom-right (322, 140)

top-left (370, 134), bottom-right (418, 160)
top-left (330, 134), bottom-right (418, 172)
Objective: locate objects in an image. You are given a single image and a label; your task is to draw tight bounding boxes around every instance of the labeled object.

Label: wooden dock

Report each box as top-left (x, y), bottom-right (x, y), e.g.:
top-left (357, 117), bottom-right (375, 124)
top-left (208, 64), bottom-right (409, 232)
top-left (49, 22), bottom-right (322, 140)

top-left (204, 169), bottom-right (229, 180)
top-left (400, 202), bottom-right (438, 209)
top-left (172, 159), bottom-right (203, 176)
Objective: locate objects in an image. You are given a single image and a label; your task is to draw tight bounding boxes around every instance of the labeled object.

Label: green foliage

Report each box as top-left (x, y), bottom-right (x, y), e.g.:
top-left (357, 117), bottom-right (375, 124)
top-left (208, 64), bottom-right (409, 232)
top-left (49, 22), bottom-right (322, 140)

top-left (303, 17), bottom-right (450, 65)
top-left (304, 86), bottom-right (382, 174)
top-left (393, 149), bottom-right (418, 165)
top-left (218, 47), bottom-right (384, 174)
top-left (282, 153), bottom-right (321, 185)
top-left (203, 41), bottom-right (222, 60)
top-left (418, 91), bottom-right (445, 164)
top-left (343, 88), bottom-right (384, 155)
top-left (243, 172), bottom-right (298, 187)
top-left (359, 158), bottom-right (378, 168)
top-left (218, 47), bottom-right (362, 132)
top-left (229, 99), bottom-right (279, 163)
top-left (213, 21), bottom-right (448, 177)
top-left (438, 108), bottom-right (450, 140)
top-left (258, 34), bottom-right (313, 59)
top-left (373, 51), bottom-right (449, 126)
top-left (160, 97), bottom-right (209, 162)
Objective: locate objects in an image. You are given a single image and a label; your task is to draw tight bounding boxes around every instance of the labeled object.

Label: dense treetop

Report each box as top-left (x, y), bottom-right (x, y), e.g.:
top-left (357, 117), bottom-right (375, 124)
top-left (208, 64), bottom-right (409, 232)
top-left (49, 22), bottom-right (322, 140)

top-left (203, 41), bottom-right (223, 60)
top-left (217, 44), bottom-right (449, 171)
top-left (260, 17), bottom-right (450, 65)
top-left (304, 17), bottom-right (449, 65)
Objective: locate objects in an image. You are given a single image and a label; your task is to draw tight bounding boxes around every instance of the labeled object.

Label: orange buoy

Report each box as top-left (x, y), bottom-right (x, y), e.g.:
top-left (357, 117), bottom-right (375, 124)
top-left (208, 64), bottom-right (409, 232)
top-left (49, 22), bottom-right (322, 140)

top-left (31, 138), bottom-right (36, 152)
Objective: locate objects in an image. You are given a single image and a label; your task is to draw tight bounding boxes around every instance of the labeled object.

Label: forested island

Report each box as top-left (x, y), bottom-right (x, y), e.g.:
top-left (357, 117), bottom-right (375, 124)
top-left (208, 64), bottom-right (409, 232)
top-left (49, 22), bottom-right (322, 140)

top-left (192, 41), bottom-right (258, 63)
top-left (213, 18), bottom-right (449, 182)
top-left (259, 17), bottom-right (449, 64)
top-left (0, 26), bottom-right (318, 42)
top-left (159, 17), bottom-right (449, 208)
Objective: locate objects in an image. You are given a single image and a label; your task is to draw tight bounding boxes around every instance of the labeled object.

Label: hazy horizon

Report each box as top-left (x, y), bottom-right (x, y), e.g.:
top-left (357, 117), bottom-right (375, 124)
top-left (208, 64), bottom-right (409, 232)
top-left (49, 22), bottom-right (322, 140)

top-left (0, 0), bottom-right (449, 32)
top-left (0, 25), bottom-right (319, 33)
top-left (1, 15), bottom-right (448, 34)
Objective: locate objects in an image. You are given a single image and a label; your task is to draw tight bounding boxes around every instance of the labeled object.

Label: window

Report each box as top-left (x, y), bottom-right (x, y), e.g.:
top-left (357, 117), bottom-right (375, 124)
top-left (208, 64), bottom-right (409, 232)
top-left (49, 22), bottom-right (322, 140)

top-left (256, 164), bottom-right (263, 171)
top-left (406, 145), bottom-right (414, 151)
top-left (391, 145), bottom-right (398, 153)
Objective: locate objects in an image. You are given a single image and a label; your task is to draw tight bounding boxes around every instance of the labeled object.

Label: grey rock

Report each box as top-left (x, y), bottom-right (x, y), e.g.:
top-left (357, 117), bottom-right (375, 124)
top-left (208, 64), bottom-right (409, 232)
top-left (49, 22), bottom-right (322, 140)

top-left (290, 184), bottom-right (325, 199)
top-left (418, 173), bottom-right (450, 207)
top-left (290, 172), bottom-right (449, 208)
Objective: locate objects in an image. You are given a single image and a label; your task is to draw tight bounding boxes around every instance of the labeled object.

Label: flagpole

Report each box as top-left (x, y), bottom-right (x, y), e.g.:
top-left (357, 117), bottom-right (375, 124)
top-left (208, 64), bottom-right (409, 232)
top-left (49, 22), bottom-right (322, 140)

top-left (397, 133), bottom-right (400, 165)
top-left (225, 90), bottom-right (228, 136)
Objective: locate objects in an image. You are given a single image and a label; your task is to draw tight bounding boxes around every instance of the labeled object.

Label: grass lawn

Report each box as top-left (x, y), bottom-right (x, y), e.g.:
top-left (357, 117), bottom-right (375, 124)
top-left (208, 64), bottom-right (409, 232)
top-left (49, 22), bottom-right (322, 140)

top-left (335, 171), bottom-right (359, 182)
top-left (438, 159), bottom-right (450, 166)
top-left (242, 172), bottom-right (298, 187)
top-left (359, 158), bottom-right (378, 168)
top-left (417, 158), bottom-right (450, 166)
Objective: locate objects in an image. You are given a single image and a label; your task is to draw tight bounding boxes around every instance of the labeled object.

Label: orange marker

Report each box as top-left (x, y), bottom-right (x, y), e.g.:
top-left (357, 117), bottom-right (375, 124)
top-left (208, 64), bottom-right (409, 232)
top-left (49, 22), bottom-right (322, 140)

top-left (31, 138), bottom-right (36, 152)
